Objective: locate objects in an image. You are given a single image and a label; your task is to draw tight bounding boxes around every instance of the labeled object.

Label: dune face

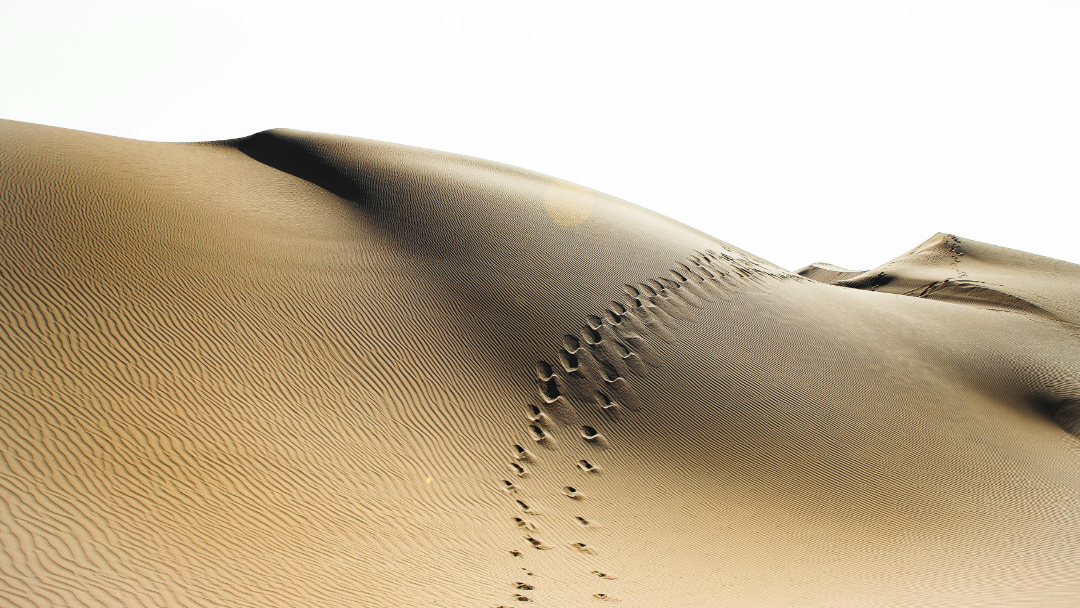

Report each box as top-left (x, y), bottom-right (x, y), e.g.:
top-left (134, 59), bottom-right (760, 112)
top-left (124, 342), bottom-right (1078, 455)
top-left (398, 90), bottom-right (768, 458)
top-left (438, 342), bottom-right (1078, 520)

top-left (2, 120), bottom-right (1080, 607)
top-left (799, 233), bottom-right (1080, 325)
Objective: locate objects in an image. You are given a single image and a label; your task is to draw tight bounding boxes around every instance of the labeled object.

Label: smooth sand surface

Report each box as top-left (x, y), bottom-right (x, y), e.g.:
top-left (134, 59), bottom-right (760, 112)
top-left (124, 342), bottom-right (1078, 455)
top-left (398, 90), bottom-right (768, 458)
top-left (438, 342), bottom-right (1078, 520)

top-left (2, 119), bottom-right (1080, 607)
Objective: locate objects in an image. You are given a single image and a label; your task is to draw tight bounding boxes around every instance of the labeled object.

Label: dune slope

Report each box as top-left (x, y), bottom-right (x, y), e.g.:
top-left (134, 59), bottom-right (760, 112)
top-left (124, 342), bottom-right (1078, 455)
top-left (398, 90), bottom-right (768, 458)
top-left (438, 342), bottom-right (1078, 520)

top-left (798, 233), bottom-right (1080, 325)
top-left (2, 120), bottom-right (1080, 607)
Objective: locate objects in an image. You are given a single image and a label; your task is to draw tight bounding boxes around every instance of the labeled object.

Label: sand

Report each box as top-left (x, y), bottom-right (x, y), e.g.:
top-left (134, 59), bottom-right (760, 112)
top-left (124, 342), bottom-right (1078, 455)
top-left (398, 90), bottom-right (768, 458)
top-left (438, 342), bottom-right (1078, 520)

top-left (2, 118), bottom-right (1080, 607)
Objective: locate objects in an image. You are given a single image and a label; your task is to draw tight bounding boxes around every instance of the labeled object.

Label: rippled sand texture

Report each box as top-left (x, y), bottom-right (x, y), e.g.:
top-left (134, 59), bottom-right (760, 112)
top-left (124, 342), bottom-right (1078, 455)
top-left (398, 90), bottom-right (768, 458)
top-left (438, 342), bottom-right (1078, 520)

top-left (3, 119), bottom-right (1080, 607)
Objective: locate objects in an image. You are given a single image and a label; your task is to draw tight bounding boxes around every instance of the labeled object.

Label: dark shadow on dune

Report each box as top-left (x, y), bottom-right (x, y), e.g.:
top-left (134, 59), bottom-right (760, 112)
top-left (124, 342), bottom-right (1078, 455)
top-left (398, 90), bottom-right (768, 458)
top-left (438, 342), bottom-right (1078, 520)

top-left (903, 279), bottom-right (1056, 318)
top-left (229, 130), bottom-right (372, 205)
top-left (1039, 398), bottom-right (1080, 436)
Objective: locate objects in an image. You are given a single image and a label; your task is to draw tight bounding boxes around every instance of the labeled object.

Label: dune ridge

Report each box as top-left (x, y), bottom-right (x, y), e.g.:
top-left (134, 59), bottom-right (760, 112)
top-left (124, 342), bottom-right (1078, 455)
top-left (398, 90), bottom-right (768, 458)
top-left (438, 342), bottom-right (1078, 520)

top-left (3, 119), bottom-right (1080, 606)
top-left (798, 233), bottom-right (1080, 326)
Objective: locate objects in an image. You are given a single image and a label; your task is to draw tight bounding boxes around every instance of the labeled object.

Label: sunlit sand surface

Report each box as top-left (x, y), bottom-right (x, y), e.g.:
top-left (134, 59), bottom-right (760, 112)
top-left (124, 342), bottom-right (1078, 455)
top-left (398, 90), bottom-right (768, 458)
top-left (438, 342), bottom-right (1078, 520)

top-left (2, 119), bottom-right (1080, 606)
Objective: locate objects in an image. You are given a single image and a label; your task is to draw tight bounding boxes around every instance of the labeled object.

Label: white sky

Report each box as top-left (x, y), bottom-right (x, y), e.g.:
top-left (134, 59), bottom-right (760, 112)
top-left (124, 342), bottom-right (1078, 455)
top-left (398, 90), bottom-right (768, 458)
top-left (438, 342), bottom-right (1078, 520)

top-left (1, 0), bottom-right (1077, 271)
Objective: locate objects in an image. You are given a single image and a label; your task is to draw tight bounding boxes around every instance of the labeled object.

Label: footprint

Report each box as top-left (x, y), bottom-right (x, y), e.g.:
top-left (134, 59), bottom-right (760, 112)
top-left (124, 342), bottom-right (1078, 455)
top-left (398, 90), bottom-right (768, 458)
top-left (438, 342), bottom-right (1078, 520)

top-left (514, 582), bottom-right (535, 591)
top-left (525, 404), bottom-right (552, 428)
top-left (512, 517), bottom-right (540, 531)
top-left (591, 571), bottom-right (617, 580)
top-left (592, 592), bottom-right (619, 601)
top-left (707, 265), bottom-right (740, 291)
top-left (594, 392), bottom-right (622, 421)
top-left (603, 376), bottom-right (643, 412)
top-left (645, 296), bottom-right (685, 326)
top-left (603, 310), bottom-right (650, 347)
top-left (525, 536), bottom-right (552, 550)
top-left (638, 304), bottom-right (679, 341)
top-left (672, 262), bottom-right (705, 282)
top-left (671, 266), bottom-right (716, 303)
top-left (563, 486), bottom-right (586, 500)
top-left (559, 349), bottom-right (581, 374)
top-left (501, 480), bottom-right (519, 493)
top-left (510, 550), bottom-right (523, 558)
top-left (512, 593), bottom-right (532, 602)
top-left (604, 304), bottom-right (625, 323)
top-left (513, 444), bottom-right (538, 464)
top-left (528, 424), bottom-right (558, 449)
top-left (609, 340), bottom-right (648, 378)
top-left (510, 462), bottom-right (529, 477)
top-left (606, 312), bottom-right (661, 368)
top-left (538, 374), bottom-right (563, 402)
top-left (570, 542), bottom-right (597, 554)
top-left (591, 330), bottom-right (644, 378)
top-left (516, 500), bottom-right (540, 514)
top-left (599, 360), bottom-right (620, 383)
top-left (575, 516), bottom-right (597, 527)
top-left (535, 370), bottom-right (577, 423)
top-left (559, 348), bottom-right (591, 383)
top-left (581, 426), bottom-right (611, 449)
top-left (607, 301), bottom-right (654, 340)
top-left (622, 290), bottom-right (676, 342)
top-left (569, 344), bottom-right (605, 390)
top-left (642, 282), bottom-right (690, 321)
top-left (581, 325), bottom-right (604, 349)
top-left (577, 460), bottom-right (602, 474)
top-left (535, 361), bottom-right (555, 379)
top-left (536, 362), bottom-right (571, 405)
top-left (659, 276), bottom-right (705, 309)
top-left (563, 334), bottom-right (582, 352)
top-left (689, 261), bottom-right (733, 300)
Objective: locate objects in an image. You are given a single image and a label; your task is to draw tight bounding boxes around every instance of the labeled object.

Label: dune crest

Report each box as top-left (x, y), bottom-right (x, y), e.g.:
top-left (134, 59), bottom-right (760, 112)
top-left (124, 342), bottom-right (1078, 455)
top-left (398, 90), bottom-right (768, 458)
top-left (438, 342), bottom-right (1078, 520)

top-left (798, 232), bottom-right (1080, 325)
top-left (3, 119), bottom-right (1080, 606)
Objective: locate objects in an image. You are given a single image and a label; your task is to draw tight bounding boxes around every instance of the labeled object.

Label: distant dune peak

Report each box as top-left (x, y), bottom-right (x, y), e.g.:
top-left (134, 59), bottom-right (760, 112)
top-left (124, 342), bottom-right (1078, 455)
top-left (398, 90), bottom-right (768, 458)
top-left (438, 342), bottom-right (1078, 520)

top-left (799, 232), bottom-right (1080, 327)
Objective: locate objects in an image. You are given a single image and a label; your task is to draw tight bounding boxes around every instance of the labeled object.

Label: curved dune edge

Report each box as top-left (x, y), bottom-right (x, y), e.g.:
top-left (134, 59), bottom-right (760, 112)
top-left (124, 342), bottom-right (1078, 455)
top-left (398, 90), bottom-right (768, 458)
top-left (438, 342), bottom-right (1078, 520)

top-left (797, 233), bottom-right (1080, 326)
top-left (3, 119), bottom-right (1080, 606)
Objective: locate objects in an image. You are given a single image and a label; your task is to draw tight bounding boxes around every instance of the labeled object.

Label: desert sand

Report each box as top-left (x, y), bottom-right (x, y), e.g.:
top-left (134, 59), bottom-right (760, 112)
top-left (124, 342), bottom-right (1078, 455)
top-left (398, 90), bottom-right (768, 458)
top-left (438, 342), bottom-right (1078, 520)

top-left (2, 118), bottom-right (1080, 606)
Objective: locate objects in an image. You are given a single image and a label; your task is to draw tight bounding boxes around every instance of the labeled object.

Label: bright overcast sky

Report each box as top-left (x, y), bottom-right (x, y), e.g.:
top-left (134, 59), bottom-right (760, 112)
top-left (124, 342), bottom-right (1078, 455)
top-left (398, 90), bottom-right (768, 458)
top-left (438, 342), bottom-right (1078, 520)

top-left (1, 1), bottom-right (1077, 271)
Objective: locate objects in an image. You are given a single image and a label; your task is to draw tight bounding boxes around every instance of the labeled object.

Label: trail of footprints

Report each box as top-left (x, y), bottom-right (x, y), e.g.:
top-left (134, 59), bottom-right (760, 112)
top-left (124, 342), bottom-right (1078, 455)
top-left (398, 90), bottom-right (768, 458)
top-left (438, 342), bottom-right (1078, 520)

top-left (497, 249), bottom-right (798, 604)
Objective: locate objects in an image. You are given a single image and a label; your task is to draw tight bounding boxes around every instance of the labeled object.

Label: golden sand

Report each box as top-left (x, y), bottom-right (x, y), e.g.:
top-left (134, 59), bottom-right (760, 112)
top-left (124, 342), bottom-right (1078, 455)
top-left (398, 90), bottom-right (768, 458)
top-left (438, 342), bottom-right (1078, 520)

top-left (2, 119), bottom-right (1079, 606)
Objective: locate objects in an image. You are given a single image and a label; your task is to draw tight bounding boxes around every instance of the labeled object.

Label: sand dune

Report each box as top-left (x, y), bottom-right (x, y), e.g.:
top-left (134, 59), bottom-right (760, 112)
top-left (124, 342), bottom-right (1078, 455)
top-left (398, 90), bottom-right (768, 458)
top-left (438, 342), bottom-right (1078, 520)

top-left (2, 118), bottom-right (1080, 606)
top-left (798, 233), bottom-right (1080, 326)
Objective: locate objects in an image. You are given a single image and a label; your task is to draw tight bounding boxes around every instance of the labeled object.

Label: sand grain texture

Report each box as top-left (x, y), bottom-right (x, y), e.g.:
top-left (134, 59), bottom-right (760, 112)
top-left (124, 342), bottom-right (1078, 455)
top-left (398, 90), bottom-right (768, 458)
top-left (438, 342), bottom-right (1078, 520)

top-left (2, 119), bottom-right (1080, 606)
